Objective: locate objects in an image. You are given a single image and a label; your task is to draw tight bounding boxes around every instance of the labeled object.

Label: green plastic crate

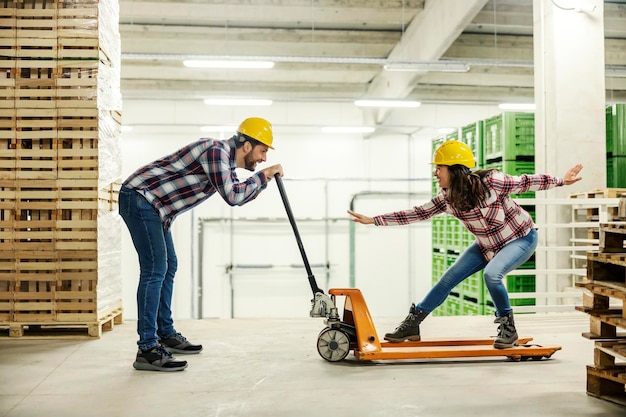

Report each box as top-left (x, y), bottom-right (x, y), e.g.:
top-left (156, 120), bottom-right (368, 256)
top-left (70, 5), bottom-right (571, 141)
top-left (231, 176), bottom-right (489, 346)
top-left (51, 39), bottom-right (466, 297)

top-left (483, 302), bottom-right (496, 317)
top-left (462, 297), bottom-right (482, 316)
top-left (606, 106), bottom-right (614, 156)
top-left (460, 272), bottom-right (484, 302)
top-left (431, 137), bottom-right (445, 195)
top-left (607, 156), bottom-right (626, 187)
top-left (445, 130), bottom-right (459, 141)
top-left (431, 250), bottom-right (446, 279)
top-left (483, 112), bottom-right (535, 161)
top-left (507, 275), bottom-right (536, 306)
top-left (460, 120), bottom-right (484, 168)
top-left (431, 216), bottom-right (446, 248)
top-left (445, 293), bottom-right (462, 316)
top-left (460, 228), bottom-right (475, 248)
top-left (484, 159), bottom-right (534, 176)
top-left (611, 104), bottom-right (626, 156)
top-left (445, 216), bottom-right (462, 251)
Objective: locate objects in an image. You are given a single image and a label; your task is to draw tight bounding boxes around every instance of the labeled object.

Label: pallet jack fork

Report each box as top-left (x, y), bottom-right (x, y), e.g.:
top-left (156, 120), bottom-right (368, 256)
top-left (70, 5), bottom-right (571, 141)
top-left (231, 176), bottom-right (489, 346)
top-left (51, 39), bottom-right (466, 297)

top-left (274, 175), bottom-right (562, 363)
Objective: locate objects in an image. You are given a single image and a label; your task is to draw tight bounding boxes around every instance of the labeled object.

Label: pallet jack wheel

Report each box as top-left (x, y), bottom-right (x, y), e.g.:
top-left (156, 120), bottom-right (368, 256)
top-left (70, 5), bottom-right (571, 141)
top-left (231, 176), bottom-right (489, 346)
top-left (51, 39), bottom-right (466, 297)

top-left (317, 328), bottom-right (351, 362)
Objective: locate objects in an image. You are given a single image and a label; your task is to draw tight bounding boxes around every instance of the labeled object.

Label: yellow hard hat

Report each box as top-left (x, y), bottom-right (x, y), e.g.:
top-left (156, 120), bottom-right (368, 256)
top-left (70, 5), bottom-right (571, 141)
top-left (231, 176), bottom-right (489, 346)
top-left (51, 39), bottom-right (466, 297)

top-left (432, 139), bottom-right (476, 168)
top-left (237, 117), bottom-right (274, 149)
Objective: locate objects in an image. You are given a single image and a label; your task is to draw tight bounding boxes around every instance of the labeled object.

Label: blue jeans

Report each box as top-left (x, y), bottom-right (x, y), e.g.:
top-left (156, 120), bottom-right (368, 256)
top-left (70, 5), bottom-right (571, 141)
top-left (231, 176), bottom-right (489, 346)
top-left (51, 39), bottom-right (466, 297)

top-left (419, 229), bottom-right (538, 317)
top-left (119, 186), bottom-right (178, 351)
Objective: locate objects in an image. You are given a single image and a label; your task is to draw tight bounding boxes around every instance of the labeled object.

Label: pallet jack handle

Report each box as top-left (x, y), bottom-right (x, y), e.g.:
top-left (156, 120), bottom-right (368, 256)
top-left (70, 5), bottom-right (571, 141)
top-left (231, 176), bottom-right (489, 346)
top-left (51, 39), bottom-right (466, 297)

top-left (274, 174), bottom-right (324, 296)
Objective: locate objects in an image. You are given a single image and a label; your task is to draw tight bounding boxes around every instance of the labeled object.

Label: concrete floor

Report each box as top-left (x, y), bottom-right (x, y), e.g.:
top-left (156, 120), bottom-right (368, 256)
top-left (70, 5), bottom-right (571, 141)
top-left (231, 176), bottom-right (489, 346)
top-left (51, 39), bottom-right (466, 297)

top-left (0, 312), bottom-right (624, 417)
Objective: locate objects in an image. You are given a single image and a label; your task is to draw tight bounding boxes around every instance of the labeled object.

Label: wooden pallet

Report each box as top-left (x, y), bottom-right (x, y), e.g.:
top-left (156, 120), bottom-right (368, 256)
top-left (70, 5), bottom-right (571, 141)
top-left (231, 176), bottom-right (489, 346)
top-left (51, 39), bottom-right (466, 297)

top-left (570, 188), bottom-right (626, 199)
top-left (576, 281), bottom-right (626, 339)
top-left (0, 302), bottom-right (122, 339)
top-left (587, 252), bottom-right (626, 285)
top-left (568, 188), bottom-right (625, 221)
top-left (600, 222), bottom-right (626, 253)
top-left (587, 365), bottom-right (626, 406)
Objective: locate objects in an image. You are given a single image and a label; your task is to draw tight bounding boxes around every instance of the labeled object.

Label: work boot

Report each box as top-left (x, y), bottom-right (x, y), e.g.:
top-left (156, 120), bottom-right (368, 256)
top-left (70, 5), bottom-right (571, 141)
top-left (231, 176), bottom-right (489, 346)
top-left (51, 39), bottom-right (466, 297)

top-left (384, 303), bottom-right (429, 343)
top-left (493, 312), bottom-right (518, 349)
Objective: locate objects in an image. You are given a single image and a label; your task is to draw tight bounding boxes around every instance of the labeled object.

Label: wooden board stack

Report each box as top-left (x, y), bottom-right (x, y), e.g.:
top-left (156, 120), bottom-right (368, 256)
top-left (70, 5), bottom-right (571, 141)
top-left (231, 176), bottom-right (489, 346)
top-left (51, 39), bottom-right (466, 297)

top-left (0, 0), bottom-right (122, 338)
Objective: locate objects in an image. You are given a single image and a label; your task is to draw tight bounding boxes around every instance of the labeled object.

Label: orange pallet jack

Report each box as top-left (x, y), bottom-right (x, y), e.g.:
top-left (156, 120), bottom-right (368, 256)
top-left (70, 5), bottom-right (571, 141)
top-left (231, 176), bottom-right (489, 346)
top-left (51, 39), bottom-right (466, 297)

top-left (275, 175), bottom-right (562, 363)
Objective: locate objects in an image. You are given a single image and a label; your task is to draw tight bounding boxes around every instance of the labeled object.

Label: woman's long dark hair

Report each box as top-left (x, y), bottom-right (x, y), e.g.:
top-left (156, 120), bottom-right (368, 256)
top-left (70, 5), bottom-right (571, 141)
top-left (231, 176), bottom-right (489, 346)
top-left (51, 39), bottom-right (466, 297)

top-left (446, 165), bottom-right (493, 212)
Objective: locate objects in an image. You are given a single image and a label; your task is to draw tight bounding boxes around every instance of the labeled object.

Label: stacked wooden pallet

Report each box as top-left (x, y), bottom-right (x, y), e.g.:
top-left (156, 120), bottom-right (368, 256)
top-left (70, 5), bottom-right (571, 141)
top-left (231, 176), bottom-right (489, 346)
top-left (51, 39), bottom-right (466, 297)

top-left (569, 188), bottom-right (626, 236)
top-left (0, 0), bottom-right (122, 338)
top-left (576, 222), bottom-right (626, 406)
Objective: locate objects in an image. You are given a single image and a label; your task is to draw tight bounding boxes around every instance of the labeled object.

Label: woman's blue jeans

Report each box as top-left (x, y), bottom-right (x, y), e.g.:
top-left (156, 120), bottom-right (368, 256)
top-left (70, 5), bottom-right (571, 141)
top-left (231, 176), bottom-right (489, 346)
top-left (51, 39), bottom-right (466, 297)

top-left (419, 229), bottom-right (538, 317)
top-left (119, 186), bottom-right (178, 351)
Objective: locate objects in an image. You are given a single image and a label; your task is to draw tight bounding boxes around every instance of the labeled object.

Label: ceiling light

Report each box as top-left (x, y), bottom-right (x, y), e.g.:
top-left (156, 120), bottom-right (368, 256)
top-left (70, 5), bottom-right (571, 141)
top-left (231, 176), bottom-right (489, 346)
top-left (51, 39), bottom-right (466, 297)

top-left (204, 98), bottom-right (273, 106)
top-left (321, 126), bottom-right (375, 134)
top-left (354, 100), bottom-right (421, 108)
top-left (384, 62), bottom-right (470, 73)
top-left (200, 125), bottom-right (237, 133)
top-left (498, 103), bottom-right (536, 111)
top-left (184, 60), bottom-right (275, 69)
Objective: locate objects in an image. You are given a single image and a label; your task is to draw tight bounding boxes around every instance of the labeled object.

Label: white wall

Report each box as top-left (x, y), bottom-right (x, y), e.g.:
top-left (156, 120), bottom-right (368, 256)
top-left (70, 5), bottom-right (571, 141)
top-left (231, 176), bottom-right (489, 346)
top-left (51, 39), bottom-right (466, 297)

top-left (118, 98), bottom-right (504, 320)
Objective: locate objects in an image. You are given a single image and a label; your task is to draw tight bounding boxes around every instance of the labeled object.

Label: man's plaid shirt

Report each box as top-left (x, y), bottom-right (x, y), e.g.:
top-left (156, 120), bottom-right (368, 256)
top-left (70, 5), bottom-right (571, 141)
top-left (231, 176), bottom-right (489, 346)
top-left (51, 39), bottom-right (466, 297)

top-left (122, 137), bottom-right (267, 230)
top-left (373, 171), bottom-right (564, 260)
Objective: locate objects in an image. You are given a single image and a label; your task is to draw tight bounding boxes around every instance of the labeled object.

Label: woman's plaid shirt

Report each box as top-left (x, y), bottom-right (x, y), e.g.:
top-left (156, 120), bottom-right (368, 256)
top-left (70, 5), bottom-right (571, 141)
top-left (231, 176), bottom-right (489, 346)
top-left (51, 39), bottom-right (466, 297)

top-left (373, 171), bottom-right (564, 260)
top-left (122, 137), bottom-right (267, 230)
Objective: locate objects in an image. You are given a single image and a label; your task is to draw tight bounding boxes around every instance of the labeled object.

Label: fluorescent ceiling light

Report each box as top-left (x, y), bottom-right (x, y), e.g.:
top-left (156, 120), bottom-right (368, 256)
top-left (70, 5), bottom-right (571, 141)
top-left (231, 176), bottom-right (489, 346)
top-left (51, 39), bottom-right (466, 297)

top-left (321, 126), bottom-right (375, 134)
top-left (200, 125), bottom-right (237, 133)
top-left (498, 103), bottom-right (536, 111)
top-left (354, 100), bottom-right (421, 108)
top-left (384, 62), bottom-right (470, 73)
top-left (437, 128), bottom-right (457, 134)
top-left (184, 60), bottom-right (275, 69)
top-left (204, 98), bottom-right (273, 106)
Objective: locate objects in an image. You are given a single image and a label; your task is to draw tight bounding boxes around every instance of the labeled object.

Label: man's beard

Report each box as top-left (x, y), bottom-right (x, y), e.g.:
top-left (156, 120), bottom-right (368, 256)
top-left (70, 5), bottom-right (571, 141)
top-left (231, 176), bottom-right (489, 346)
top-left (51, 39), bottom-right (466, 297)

top-left (244, 153), bottom-right (257, 171)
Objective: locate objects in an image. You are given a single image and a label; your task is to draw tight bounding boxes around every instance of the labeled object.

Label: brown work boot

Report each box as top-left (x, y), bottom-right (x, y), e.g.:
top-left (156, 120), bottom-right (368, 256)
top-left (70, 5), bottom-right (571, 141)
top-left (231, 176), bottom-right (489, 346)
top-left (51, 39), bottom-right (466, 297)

top-left (384, 303), bottom-right (429, 343)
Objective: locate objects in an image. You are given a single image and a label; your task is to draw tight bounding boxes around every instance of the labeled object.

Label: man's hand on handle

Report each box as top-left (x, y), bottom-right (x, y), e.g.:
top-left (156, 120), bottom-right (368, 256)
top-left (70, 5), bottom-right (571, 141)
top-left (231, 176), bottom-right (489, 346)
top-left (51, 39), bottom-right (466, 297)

top-left (262, 164), bottom-right (283, 181)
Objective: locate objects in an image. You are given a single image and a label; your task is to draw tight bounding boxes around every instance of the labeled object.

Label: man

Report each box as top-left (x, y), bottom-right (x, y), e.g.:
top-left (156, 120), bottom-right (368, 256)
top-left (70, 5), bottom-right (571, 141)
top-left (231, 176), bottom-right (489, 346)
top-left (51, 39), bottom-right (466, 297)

top-left (119, 117), bottom-right (283, 371)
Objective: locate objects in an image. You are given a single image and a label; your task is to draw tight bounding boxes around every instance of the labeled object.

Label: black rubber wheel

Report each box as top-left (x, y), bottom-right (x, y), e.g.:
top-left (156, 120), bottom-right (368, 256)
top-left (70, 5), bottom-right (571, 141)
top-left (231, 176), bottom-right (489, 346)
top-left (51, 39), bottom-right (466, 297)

top-left (317, 328), bottom-right (351, 362)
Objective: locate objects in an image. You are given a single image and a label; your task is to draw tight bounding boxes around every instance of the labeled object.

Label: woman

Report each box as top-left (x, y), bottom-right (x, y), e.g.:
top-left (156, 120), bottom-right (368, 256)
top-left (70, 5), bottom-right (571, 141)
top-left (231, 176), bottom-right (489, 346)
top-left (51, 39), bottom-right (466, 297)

top-left (348, 139), bottom-right (583, 349)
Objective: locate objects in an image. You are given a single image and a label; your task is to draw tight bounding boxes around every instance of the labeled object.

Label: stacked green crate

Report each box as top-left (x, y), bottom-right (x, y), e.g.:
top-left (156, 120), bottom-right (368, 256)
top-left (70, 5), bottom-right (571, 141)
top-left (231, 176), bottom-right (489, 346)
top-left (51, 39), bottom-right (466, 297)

top-left (460, 120), bottom-right (484, 168)
top-left (432, 247), bottom-right (461, 317)
top-left (483, 112), bottom-right (535, 161)
top-left (607, 104), bottom-right (626, 187)
top-left (431, 216), bottom-right (465, 317)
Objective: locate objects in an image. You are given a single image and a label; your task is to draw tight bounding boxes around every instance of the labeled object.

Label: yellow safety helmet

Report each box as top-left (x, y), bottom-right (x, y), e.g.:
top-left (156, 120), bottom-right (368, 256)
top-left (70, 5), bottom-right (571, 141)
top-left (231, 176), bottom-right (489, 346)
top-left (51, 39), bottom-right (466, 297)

top-left (432, 139), bottom-right (476, 168)
top-left (237, 117), bottom-right (274, 149)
